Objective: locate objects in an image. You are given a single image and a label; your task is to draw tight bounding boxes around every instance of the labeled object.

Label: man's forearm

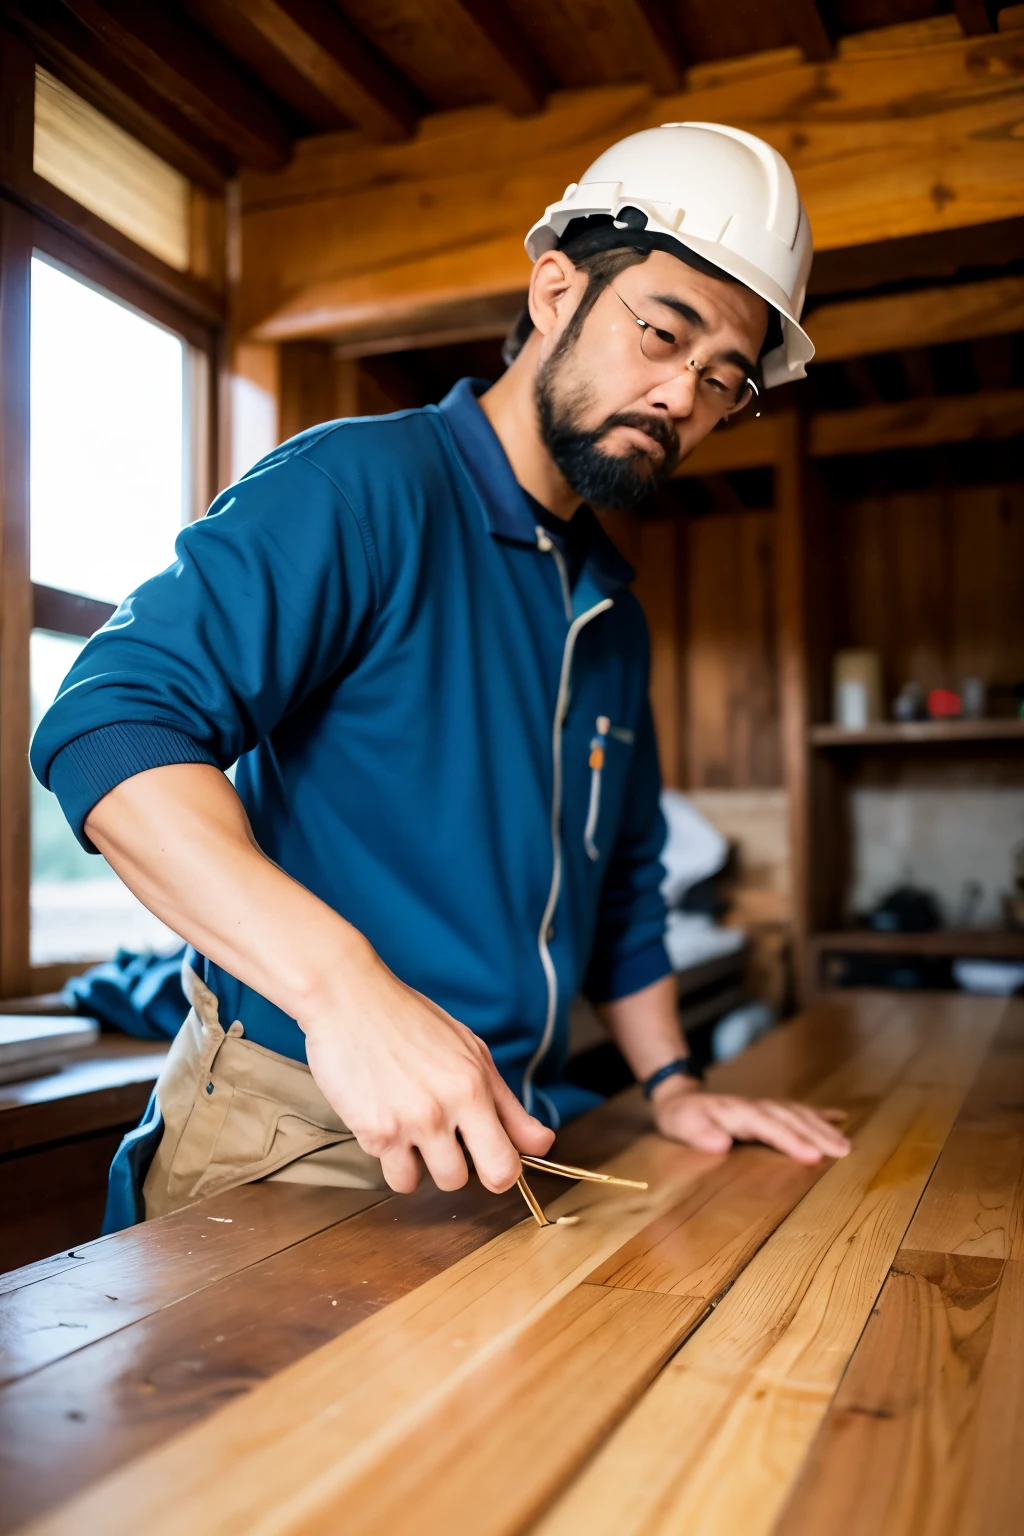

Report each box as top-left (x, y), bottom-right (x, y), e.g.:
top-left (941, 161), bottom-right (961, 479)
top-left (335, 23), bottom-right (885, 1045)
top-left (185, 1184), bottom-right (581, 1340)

top-left (597, 972), bottom-right (692, 1088)
top-left (84, 762), bottom-right (372, 1022)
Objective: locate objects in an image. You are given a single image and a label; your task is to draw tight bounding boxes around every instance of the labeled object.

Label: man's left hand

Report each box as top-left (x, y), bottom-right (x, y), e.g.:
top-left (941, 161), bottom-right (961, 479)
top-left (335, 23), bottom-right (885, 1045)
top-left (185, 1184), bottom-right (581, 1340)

top-left (651, 1078), bottom-right (851, 1164)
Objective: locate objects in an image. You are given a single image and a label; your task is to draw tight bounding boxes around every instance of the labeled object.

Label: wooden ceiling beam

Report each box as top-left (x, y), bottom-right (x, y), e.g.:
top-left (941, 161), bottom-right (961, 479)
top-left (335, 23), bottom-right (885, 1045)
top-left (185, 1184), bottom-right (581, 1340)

top-left (228, 0), bottom-right (421, 141)
top-left (57, 0), bottom-right (295, 170)
top-left (807, 275), bottom-right (1024, 362)
top-left (434, 1), bottom-right (549, 113)
top-left (954, 0), bottom-right (1001, 34)
top-left (237, 24), bottom-right (1024, 341)
top-left (673, 389), bottom-right (1024, 476)
top-left (1, 0), bottom-right (233, 187)
top-left (777, 0), bottom-right (834, 61)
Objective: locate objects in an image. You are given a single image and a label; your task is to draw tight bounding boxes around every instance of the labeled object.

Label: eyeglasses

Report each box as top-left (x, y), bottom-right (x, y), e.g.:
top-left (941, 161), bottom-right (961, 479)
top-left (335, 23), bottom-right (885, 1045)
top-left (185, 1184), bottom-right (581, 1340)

top-left (613, 288), bottom-right (759, 418)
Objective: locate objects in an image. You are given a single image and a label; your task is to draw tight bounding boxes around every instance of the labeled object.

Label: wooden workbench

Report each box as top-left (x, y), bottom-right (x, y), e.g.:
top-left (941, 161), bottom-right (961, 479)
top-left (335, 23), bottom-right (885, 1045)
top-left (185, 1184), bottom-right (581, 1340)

top-left (1, 990), bottom-right (1021, 1535)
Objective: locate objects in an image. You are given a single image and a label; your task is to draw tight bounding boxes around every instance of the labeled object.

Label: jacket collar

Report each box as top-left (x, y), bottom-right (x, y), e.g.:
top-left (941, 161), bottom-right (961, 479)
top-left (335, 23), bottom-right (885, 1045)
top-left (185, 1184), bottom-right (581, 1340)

top-left (438, 378), bottom-right (635, 595)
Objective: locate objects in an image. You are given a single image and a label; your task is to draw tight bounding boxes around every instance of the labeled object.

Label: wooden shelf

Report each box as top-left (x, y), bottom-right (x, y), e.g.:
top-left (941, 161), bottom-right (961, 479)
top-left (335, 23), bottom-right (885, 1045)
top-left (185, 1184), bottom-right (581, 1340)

top-left (809, 719), bottom-right (1024, 747)
top-left (810, 929), bottom-right (1024, 959)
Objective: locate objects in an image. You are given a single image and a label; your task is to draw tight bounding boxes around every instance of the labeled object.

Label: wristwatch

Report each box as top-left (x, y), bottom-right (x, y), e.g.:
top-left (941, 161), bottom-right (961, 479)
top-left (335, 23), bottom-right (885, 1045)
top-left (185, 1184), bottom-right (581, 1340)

top-left (642, 1055), bottom-right (704, 1099)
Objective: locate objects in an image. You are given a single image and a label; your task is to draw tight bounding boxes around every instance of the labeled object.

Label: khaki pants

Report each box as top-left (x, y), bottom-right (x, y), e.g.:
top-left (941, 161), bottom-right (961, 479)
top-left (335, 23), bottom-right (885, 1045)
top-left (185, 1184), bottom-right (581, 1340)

top-left (142, 968), bottom-right (387, 1220)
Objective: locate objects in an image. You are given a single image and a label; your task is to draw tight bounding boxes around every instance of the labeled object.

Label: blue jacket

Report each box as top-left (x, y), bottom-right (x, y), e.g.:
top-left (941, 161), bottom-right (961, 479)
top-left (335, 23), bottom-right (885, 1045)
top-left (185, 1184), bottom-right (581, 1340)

top-left (31, 379), bottom-right (670, 1132)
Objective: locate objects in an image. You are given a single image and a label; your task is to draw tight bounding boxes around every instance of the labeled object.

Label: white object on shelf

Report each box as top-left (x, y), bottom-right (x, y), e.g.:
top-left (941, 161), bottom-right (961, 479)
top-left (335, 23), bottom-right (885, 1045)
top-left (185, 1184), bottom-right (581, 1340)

top-left (0, 1014), bottom-right (100, 1085)
top-left (711, 1001), bottom-right (776, 1062)
top-left (953, 959), bottom-right (1024, 996)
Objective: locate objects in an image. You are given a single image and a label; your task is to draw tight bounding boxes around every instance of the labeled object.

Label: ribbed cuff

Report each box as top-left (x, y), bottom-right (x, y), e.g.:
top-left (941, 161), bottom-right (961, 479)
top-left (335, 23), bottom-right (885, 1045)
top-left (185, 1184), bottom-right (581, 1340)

top-left (585, 936), bottom-right (673, 1005)
top-left (49, 723), bottom-right (219, 852)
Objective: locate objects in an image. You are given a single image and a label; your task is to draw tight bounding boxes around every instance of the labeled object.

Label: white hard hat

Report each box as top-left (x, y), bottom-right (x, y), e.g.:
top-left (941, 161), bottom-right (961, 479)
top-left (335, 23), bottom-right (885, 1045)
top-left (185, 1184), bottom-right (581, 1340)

top-left (525, 123), bottom-right (814, 387)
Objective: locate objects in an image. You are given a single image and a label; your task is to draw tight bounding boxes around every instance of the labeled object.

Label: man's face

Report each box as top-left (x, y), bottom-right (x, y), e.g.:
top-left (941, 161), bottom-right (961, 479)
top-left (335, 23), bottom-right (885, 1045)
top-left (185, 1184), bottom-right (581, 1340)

top-left (535, 250), bottom-right (769, 511)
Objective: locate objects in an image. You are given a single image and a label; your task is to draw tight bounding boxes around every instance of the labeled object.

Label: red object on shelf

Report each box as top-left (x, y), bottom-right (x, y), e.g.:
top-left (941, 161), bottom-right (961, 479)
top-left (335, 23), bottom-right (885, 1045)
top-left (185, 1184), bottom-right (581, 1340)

top-left (927, 688), bottom-right (961, 719)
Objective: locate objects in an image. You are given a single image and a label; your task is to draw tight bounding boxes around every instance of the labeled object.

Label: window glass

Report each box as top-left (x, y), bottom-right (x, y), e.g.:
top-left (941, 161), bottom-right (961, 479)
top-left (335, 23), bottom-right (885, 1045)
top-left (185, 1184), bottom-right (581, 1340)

top-left (30, 631), bottom-right (179, 965)
top-left (30, 257), bottom-right (186, 604)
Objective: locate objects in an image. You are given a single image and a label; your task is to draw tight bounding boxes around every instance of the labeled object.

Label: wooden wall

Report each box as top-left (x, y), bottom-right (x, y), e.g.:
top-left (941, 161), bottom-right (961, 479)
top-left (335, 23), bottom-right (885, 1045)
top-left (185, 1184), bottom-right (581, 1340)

top-left (831, 483), bottom-right (1024, 706)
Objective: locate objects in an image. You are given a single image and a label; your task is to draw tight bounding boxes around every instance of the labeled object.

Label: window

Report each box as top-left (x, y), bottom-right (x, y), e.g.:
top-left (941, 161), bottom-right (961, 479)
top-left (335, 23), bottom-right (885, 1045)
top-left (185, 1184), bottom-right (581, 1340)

top-left (29, 258), bottom-right (189, 965)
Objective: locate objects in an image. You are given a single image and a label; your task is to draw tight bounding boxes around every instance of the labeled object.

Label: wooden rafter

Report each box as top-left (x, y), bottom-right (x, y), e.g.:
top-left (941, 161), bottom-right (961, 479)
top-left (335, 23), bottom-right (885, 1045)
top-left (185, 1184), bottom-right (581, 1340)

top-left (954, 0), bottom-right (1002, 33)
top-left (238, 24), bottom-right (1024, 342)
top-left (501, 0), bottom-right (683, 93)
top-left (673, 389), bottom-right (1024, 477)
top-left (776, 0), bottom-right (834, 60)
top-left (808, 274), bottom-right (1024, 362)
top-left (226, 0), bottom-right (421, 141)
top-left (181, 0), bottom-right (352, 133)
top-left (56, 0), bottom-right (295, 170)
top-left (422, 0), bottom-right (549, 113)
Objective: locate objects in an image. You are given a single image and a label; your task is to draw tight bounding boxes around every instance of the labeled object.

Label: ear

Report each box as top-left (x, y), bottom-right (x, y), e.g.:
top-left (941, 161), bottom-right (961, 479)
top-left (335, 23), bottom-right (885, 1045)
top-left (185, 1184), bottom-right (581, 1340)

top-left (527, 250), bottom-right (582, 338)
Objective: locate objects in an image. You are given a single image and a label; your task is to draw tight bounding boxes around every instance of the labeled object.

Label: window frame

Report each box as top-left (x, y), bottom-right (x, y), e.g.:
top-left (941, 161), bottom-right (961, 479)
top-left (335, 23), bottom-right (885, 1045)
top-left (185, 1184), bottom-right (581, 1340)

top-left (0, 29), bottom-right (223, 999)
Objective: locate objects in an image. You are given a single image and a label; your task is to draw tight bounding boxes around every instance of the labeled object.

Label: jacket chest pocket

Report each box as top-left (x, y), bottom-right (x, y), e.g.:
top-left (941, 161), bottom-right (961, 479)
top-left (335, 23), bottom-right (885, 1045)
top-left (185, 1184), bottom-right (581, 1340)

top-left (581, 715), bottom-right (634, 863)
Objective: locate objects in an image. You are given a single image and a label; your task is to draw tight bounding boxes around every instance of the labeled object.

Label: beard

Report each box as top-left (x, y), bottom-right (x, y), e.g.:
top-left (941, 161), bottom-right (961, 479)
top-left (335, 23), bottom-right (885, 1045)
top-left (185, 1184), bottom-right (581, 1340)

top-left (535, 354), bottom-right (681, 512)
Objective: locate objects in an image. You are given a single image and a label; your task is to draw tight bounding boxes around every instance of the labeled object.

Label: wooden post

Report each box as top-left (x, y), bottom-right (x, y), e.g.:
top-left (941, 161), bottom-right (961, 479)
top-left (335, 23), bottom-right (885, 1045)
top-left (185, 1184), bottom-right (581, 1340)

top-left (774, 412), bottom-right (813, 1005)
top-left (0, 29), bottom-right (35, 997)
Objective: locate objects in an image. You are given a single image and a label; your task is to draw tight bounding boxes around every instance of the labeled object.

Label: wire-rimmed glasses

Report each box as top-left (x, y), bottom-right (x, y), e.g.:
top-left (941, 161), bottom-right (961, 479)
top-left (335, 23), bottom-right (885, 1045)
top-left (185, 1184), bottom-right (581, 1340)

top-left (613, 288), bottom-right (760, 418)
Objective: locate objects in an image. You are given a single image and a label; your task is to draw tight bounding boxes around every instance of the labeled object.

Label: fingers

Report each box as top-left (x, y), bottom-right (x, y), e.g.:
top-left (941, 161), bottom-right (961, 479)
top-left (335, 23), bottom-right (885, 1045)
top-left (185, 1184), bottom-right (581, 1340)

top-left (488, 1065), bottom-right (556, 1157)
top-left (711, 1100), bottom-right (828, 1165)
top-left (780, 1103), bottom-right (852, 1157)
top-left (378, 1143), bottom-right (424, 1195)
top-left (416, 1135), bottom-right (470, 1192)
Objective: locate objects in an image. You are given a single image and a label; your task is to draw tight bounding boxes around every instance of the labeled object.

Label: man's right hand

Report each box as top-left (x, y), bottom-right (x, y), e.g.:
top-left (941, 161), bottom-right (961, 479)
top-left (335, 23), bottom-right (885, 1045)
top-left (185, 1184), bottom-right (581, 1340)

top-left (300, 954), bottom-right (555, 1195)
top-left (85, 763), bottom-right (553, 1198)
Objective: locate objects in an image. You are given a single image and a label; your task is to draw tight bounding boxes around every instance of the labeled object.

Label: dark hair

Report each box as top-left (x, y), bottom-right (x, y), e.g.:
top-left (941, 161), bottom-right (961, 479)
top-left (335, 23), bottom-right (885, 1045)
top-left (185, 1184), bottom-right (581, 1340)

top-left (502, 243), bottom-right (649, 366)
top-left (503, 209), bottom-right (781, 367)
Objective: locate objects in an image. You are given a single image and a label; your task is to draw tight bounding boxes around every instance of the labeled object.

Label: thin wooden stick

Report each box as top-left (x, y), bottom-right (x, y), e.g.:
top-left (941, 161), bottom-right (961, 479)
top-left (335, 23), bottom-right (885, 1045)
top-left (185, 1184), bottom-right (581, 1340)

top-left (520, 1154), bottom-right (649, 1190)
top-left (516, 1173), bottom-right (551, 1227)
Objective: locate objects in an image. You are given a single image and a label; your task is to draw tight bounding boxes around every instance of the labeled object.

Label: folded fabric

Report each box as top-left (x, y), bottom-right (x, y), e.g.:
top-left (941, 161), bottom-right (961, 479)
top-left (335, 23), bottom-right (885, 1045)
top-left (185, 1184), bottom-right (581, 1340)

top-left (63, 946), bottom-right (189, 1040)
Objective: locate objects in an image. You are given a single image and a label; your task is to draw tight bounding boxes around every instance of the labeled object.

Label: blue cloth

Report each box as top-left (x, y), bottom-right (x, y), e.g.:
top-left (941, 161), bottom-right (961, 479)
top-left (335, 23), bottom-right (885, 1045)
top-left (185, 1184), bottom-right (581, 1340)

top-left (32, 379), bottom-right (670, 1139)
top-left (63, 946), bottom-right (189, 1040)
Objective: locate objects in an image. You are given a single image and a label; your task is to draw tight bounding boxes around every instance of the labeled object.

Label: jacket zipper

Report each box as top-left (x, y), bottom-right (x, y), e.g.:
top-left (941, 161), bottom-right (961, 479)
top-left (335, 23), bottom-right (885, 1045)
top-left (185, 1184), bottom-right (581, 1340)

top-left (524, 526), bottom-right (613, 1119)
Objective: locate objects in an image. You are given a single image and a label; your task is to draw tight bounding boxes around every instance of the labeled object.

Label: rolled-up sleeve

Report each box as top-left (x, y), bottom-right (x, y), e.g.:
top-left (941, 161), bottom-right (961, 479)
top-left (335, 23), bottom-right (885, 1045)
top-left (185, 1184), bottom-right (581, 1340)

top-left (31, 445), bottom-right (379, 851)
top-left (584, 691), bottom-right (671, 1004)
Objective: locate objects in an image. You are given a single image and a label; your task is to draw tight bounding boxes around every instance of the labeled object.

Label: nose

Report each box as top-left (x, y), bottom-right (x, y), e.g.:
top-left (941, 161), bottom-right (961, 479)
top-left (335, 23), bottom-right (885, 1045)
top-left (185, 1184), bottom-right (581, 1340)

top-left (645, 366), bottom-right (698, 422)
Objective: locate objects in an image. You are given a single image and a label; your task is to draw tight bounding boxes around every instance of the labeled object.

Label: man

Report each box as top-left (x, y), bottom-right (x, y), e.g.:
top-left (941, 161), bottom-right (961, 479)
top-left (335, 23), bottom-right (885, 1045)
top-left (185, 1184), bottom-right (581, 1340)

top-left (32, 123), bottom-right (849, 1229)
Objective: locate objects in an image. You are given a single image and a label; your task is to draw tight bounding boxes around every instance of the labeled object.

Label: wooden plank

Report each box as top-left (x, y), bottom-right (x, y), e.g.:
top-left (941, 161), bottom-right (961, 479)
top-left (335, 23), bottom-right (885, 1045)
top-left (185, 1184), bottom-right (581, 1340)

top-left (232, 0), bottom-right (420, 142)
top-left (0, 1183), bottom-right (385, 1383)
top-left (810, 719), bottom-right (1024, 745)
top-left (339, 0), bottom-right (549, 115)
top-left (809, 388), bottom-right (1024, 457)
top-left (776, 1253), bottom-right (1023, 1536)
top-left (0, 1172), bottom-right (565, 1532)
top-left (682, 508), bottom-right (781, 789)
top-left (808, 275), bottom-right (1024, 364)
top-left (534, 1000), bottom-right (1003, 1536)
top-left (0, 1043), bottom-right (165, 1156)
top-left (58, 0), bottom-right (294, 171)
top-left (777, 1002), bottom-right (1024, 1534)
top-left (236, 26), bottom-right (1024, 342)
top-left (283, 1286), bottom-right (704, 1536)
top-left (16, 1132), bottom-right (744, 1535)
top-left (31, 584), bottom-right (116, 640)
top-left (500, 0), bottom-right (683, 93)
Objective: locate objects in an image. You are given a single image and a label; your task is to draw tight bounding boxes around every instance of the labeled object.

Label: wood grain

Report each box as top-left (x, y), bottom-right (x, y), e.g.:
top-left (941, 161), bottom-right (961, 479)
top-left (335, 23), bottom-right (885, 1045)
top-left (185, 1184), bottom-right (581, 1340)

top-left (0, 1183), bottom-right (384, 1383)
top-left (16, 1136), bottom-right (732, 1535)
top-left (534, 1001), bottom-right (1004, 1536)
top-left (285, 1285), bottom-right (704, 1536)
top-left (778, 1005), bottom-right (1024, 1535)
top-left (237, 28), bottom-right (1024, 342)
top-left (0, 1174), bottom-right (563, 1532)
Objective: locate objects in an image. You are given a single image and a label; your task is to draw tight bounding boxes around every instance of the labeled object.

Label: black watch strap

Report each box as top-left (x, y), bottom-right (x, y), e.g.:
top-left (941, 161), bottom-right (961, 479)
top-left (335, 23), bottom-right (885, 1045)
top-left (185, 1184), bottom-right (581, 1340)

top-left (642, 1055), bottom-right (703, 1098)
